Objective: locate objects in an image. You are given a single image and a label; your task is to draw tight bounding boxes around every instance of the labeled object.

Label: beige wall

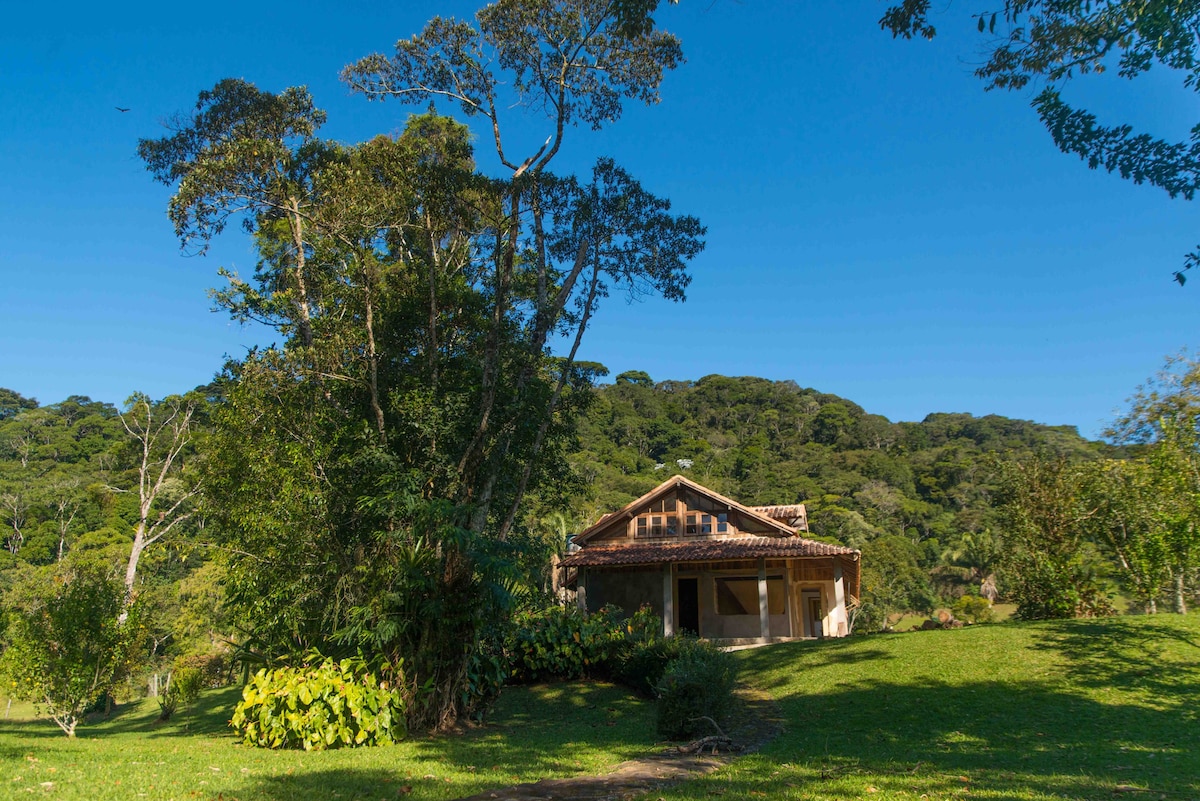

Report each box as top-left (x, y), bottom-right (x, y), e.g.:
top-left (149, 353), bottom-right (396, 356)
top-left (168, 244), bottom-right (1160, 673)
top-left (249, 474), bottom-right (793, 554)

top-left (581, 559), bottom-right (851, 640)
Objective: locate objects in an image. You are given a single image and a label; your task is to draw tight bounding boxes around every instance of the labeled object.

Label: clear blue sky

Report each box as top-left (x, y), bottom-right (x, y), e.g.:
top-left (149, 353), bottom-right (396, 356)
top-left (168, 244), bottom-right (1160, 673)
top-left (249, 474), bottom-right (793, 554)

top-left (2, 1), bottom-right (1195, 439)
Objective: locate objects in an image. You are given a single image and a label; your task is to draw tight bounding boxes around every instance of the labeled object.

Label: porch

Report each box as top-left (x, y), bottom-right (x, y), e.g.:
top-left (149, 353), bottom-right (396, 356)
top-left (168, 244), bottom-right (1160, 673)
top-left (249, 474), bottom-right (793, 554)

top-left (572, 554), bottom-right (858, 642)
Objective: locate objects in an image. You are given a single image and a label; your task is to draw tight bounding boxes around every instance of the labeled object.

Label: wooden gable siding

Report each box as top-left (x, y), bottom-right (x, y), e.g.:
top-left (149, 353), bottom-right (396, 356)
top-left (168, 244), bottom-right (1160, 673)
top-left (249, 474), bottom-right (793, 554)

top-left (589, 486), bottom-right (783, 545)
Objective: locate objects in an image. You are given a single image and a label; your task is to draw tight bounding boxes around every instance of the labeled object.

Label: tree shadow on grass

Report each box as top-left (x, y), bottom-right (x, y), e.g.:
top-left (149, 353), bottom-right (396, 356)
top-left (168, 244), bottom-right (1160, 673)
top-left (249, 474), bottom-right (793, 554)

top-left (0, 686), bottom-right (244, 746)
top-left (1030, 615), bottom-right (1200, 701)
top-left (659, 672), bottom-right (1200, 800)
top-left (241, 767), bottom-right (448, 801)
top-left (406, 681), bottom-right (660, 786)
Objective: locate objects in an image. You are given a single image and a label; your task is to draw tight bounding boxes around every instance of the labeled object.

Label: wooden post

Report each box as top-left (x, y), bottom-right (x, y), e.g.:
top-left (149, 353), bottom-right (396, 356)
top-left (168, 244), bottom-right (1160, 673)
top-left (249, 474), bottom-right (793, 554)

top-left (833, 558), bottom-right (847, 637)
top-left (758, 557), bottom-right (769, 642)
top-left (663, 563), bottom-right (675, 637)
top-left (577, 567), bottom-right (588, 612)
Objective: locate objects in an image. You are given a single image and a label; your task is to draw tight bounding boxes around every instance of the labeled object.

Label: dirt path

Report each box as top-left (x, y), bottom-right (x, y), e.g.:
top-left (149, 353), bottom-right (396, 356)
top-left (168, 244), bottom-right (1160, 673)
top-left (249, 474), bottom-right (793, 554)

top-left (454, 688), bottom-right (782, 801)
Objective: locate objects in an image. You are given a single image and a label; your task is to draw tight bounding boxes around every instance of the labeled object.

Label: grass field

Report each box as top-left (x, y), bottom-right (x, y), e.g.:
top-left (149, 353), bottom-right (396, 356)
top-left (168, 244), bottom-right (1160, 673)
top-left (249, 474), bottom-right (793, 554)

top-left (661, 613), bottom-right (1200, 801)
top-left (3, 614), bottom-right (1198, 801)
top-left (0, 681), bottom-right (657, 800)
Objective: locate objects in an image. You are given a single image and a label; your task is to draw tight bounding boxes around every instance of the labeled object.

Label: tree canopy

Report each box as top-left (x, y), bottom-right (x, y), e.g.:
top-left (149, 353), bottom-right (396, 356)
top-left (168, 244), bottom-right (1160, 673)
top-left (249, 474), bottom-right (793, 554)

top-left (137, 0), bottom-right (703, 729)
top-left (880, 0), bottom-right (1200, 283)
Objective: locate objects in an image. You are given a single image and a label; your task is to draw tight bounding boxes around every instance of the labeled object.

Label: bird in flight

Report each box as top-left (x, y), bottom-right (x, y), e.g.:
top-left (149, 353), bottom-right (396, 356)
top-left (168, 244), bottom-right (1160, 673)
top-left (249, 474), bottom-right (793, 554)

top-left (115, 106), bottom-right (130, 112)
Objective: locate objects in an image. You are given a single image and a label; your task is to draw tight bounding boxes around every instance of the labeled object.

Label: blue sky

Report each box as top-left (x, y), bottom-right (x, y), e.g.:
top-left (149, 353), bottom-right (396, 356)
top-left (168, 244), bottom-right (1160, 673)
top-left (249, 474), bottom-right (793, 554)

top-left (2, 1), bottom-right (1195, 439)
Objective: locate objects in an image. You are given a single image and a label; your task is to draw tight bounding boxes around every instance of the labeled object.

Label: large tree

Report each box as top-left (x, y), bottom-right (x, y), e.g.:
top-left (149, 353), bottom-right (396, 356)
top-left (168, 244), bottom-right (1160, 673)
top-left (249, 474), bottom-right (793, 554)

top-left (140, 0), bottom-right (703, 729)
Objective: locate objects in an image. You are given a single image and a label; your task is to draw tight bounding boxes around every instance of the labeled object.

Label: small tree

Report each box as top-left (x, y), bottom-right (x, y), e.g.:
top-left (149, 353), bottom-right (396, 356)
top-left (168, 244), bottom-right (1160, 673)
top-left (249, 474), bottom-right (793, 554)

top-left (997, 455), bottom-right (1114, 619)
top-left (1079, 459), bottom-right (1172, 614)
top-left (0, 566), bottom-right (144, 737)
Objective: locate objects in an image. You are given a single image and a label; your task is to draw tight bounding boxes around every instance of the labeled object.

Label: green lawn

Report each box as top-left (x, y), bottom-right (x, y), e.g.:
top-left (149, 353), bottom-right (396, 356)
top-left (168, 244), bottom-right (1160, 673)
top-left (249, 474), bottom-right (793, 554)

top-left (0, 681), bottom-right (657, 800)
top-left (659, 613), bottom-right (1200, 800)
top-left (4, 614), bottom-right (1198, 801)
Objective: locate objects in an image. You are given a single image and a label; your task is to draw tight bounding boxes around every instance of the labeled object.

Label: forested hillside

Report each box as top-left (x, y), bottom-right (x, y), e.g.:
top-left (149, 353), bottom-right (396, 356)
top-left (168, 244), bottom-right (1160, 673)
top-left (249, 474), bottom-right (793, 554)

top-left (0, 371), bottom-right (1180, 705)
top-left (566, 371), bottom-right (1131, 621)
top-left (0, 389), bottom-right (222, 690)
top-left (0, 374), bottom-right (1142, 640)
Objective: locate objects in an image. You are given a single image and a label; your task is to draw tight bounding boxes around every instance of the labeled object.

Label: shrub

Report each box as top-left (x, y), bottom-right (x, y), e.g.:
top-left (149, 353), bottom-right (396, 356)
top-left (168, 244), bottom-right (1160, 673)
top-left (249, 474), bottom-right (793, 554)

top-left (229, 657), bottom-right (405, 749)
top-left (505, 604), bottom-right (659, 683)
top-left (952, 594), bottom-right (996, 624)
top-left (655, 640), bottom-right (736, 739)
top-left (614, 635), bottom-right (711, 698)
top-left (175, 648), bottom-right (233, 688)
top-left (157, 665), bottom-right (205, 721)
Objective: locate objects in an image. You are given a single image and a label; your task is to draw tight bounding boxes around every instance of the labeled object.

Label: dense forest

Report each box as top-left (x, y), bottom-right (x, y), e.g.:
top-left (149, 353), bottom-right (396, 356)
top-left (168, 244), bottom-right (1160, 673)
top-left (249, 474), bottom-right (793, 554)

top-left (0, 374), bottom-right (1134, 660)
top-left (7, 355), bottom-right (1200, 737)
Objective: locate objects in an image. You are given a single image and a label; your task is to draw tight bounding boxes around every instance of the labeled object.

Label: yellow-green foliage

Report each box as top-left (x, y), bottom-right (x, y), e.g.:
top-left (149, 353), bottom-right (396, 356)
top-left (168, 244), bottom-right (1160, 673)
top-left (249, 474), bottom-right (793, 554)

top-left (952, 593), bottom-right (996, 623)
top-left (230, 657), bottom-right (405, 750)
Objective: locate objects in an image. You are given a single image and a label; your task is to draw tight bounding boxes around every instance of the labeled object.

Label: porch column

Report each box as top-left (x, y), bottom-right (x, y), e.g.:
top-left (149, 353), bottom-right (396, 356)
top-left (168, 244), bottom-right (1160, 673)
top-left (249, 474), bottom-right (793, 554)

top-left (757, 557), bottom-right (769, 642)
top-left (833, 558), bottom-right (847, 637)
top-left (663, 563), bottom-right (675, 637)
top-left (577, 567), bottom-right (588, 612)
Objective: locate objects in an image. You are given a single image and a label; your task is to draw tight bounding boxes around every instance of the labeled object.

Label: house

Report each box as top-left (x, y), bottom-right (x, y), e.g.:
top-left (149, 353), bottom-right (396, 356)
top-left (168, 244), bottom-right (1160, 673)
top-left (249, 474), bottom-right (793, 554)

top-left (560, 475), bottom-right (861, 643)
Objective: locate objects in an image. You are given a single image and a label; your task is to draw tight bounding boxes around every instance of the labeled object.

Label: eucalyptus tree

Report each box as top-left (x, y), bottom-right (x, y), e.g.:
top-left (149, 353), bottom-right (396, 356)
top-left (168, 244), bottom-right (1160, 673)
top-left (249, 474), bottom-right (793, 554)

top-left (114, 394), bottom-right (200, 603)
top-left (141, 0), bottom-right (703, 728)
top-left (343, 0), bottom-right (699, 537)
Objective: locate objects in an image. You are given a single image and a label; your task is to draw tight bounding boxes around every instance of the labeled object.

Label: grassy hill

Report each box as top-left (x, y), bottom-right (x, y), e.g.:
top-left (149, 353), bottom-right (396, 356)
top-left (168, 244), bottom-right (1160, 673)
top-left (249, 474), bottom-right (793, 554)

top-left (3, 614), bottom-right (1197, 800)
top-left (667, 613), bottom-right (1200, 800)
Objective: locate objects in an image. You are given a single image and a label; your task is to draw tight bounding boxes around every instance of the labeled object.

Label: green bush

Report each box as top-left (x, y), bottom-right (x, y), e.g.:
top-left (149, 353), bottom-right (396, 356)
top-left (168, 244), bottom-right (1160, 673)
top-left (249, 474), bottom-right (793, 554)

top-left (952, 594), bottom-right (996, 624)
top-left (655, 641), bottom-right (736, 740)
top-left (229, 657), bottom-right (405, 749)
top-left (175, 649), bottom-right (233, 688)
top-left (0, 565), bottom-right (145, 738)
top-left (505, 604), bottom-right (659, 683)
top-left (614, 635), bottom-right (712, 698)
top-left (156, 665), bottom-right (205, 721)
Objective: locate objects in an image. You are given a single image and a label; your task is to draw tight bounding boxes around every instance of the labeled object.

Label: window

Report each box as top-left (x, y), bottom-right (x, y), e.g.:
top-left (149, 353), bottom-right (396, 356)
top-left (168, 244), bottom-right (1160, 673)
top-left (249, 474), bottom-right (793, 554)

top-left (636, 517), bottom-right (647, 538)
top-left (714, 577), bottom-right (785, 616)
top-left (701, 514), bottom-right (712, 535)
top-left (685, 514), bottom-right (697, 535)
top-left (717, 512), bottom-right (728, 534)
top-left (651, 516), bottom-right (663, 536)
top-left (666, 515), bottom-right (678, 536)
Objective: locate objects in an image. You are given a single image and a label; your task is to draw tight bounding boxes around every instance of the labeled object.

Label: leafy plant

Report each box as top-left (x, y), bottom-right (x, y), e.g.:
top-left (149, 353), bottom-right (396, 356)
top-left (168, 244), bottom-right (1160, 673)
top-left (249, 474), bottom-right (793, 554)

top-left (229, 657), bottom-right (406, 749)
top-left (654, 639), bottom-right (736, 739)
top-left (0, 565), bottom-right (145, 737)
top-left (505, 604), bottom-right (660, 683)
top-left (951, 594), bottom-right (995, 624)
top-left (613, 633), bottom-right (711, 698)
top-left (157, 664), bottom-right (205, 721)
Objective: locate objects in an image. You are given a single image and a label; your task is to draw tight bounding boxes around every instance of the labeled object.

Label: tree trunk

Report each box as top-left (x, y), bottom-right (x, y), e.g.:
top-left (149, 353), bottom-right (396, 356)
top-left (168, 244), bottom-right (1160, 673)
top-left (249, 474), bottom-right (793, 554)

top-left (124, 533), bottom-right (146, 605)
top-left (289, 201), bottom-right (314, 348)
top-left (1173, 569), bottom-right (1187, 614)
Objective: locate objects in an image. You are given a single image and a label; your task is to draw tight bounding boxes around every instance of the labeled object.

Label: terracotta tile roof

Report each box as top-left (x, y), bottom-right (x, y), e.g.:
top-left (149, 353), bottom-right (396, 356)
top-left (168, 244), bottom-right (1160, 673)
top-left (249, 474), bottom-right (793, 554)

top-left (560, 536), bottom-right (858, 568)
top-left (749, 504), bottom-right (808, 529)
